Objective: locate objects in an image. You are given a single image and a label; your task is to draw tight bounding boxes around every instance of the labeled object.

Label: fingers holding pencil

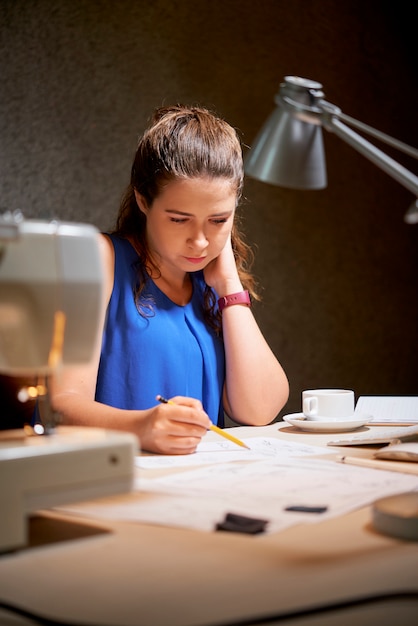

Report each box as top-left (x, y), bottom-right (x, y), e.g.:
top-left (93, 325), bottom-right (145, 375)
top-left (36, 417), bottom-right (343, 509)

top-left (156, 394), bottom-right (208, 419)
top-left (155, 394), bottom-right (212, 431)
top-left (156, 395), bottom-right (250, 450)
top-left (137, 394), bottom-right (211, 455)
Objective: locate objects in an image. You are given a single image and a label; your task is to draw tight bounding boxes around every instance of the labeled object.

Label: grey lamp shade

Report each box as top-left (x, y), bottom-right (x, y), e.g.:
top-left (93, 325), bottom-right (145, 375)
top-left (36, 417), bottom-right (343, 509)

top-left (244, 105), bottom-right (327, 190)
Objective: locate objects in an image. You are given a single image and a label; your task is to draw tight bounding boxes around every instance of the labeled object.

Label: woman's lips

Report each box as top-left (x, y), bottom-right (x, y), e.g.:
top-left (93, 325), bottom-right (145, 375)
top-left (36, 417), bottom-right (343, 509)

top-left (184, 256), bottom-right (206, 264)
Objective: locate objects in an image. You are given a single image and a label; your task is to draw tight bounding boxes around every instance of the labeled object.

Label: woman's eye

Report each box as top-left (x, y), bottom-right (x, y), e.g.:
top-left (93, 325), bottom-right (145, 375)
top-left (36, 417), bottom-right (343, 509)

top-left (170, 217), bottom-right (187, 223)
top-left (211, 218), bottom-right (228, 225)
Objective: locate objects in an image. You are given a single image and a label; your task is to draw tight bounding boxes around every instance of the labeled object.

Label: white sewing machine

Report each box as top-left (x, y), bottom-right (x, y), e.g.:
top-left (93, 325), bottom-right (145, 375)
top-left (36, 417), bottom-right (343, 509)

top-left (0, 213), bottom-right (136, 552)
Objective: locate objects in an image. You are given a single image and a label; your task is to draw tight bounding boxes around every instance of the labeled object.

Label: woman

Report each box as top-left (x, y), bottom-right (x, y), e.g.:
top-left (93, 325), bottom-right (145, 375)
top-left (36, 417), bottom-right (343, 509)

top-left (52, 105), bottom-right (289, 454)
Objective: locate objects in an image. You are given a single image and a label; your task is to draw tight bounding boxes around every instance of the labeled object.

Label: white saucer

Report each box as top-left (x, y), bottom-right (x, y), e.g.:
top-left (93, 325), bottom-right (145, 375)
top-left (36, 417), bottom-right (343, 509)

top-left (282, 413), bottom-right (372, 433)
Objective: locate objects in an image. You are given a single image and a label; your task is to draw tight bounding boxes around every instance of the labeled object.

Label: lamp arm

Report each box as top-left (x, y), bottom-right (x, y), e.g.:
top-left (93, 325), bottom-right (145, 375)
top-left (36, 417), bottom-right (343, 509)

top-left (323, 114), bottom-right (418, 197)
top-left (335, 111), bottom-right (418, 160)
top-left (280, 92), bottom-right (418, 160)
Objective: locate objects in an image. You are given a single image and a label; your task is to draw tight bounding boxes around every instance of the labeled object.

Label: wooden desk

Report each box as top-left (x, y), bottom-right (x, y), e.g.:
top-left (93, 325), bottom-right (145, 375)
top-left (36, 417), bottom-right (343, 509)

top-left (1, 423), bottom-right (418, 626)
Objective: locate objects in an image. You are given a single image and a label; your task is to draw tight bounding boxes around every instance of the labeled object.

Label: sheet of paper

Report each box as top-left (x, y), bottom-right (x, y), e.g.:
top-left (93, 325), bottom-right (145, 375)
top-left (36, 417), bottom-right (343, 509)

top-left (327, 423), bottom-right (418, 446)
top-left (136, 436), bottom-right (329, 468)
top-left (57, 437), bottom-right (418, 535)
top-left (356, 396), bottom-right (418, 423)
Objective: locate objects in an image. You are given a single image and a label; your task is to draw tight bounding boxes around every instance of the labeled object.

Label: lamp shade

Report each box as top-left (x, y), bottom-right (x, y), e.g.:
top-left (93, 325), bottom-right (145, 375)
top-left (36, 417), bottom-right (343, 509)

top-left (244, 104), bottom-right (327, 189)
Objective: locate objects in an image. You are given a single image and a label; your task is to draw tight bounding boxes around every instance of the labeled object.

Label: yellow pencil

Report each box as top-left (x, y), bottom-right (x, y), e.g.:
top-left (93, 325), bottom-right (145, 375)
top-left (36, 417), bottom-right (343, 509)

top-left (208, 422), bottom-right (251, 450)
top-left (156, 395), bottom-right (251, 450)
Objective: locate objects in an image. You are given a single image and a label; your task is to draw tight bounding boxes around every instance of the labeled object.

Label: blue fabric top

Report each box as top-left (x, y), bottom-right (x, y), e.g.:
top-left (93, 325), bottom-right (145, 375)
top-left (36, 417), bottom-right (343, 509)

top-left (95, 235), bottom-right (225, 426)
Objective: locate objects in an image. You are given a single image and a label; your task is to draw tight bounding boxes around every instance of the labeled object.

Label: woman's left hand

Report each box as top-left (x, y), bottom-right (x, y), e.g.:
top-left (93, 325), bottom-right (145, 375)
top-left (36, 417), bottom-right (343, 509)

top-left (203, 235), bottom-right (242, 296)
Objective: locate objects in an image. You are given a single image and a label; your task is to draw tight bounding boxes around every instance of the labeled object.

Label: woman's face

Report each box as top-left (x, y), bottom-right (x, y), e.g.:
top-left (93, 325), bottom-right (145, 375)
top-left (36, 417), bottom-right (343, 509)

top-left (135, 176), bottom-right (236, 277)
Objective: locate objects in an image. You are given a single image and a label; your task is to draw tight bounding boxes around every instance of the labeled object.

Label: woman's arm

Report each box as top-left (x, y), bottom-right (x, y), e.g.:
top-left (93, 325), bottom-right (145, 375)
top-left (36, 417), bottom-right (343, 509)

top-left (51, 235), bottom-right (211, 454)
top-left (204, 237), bottom-right (289, 425)
top-left (221, 303), bottom-right (289, 424)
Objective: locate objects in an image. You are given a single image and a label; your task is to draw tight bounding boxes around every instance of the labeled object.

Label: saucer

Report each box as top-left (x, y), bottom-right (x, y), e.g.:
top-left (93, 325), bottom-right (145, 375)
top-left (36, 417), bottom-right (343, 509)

top-left (282, 413), bottom-right (372, 433)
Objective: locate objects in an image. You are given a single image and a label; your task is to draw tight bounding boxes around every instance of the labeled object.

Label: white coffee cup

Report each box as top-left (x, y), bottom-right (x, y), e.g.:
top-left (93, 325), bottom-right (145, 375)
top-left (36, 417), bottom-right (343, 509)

top-left (302, 389), bottom-right (355, 421)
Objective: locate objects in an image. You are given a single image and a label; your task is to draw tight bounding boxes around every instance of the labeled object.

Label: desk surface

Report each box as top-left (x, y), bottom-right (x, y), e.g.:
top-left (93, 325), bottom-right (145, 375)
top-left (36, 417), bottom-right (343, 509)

top-left (1, 422), bottom-right (418, 626)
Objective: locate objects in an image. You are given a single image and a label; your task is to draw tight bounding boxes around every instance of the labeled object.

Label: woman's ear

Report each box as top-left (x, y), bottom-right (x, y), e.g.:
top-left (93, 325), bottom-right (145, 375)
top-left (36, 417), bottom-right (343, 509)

top-left (134, 190), bottom-right (148, 215)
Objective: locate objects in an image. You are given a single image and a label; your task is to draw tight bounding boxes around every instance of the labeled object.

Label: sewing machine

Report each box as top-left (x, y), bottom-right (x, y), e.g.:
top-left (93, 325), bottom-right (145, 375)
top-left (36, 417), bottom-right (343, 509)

top-left (0, 213), bottom-right (136, 552)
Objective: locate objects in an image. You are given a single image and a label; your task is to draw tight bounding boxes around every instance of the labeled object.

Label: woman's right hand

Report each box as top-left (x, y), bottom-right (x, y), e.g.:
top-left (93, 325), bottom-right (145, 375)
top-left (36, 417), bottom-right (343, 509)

top-left (135, 396), bottom-right (212, 455)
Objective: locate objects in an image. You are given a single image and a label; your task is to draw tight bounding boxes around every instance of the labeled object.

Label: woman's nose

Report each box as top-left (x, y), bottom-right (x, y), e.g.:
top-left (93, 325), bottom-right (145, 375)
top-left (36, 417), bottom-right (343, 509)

top-left (187, 229), bottom-right (208, 248)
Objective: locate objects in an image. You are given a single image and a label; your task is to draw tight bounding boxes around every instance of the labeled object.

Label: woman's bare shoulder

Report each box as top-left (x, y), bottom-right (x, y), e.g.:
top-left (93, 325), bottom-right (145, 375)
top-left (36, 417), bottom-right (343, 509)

top-left (98, 233), bottom-right (115, 301)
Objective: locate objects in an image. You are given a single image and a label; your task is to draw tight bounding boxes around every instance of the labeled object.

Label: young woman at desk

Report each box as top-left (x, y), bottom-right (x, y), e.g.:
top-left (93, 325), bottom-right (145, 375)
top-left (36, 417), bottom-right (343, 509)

top-left (52, 105), bottom-right (289, 454)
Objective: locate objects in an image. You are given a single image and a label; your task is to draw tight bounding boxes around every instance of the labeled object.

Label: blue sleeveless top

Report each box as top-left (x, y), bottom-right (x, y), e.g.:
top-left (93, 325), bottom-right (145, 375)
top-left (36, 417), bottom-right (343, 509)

top-left (95, 235), bottom-right (225, 426)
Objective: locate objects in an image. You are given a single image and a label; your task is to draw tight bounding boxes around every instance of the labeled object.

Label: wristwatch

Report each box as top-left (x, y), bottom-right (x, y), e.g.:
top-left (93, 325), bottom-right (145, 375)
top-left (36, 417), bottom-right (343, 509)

top-left (217, 290), bottom-right (251, 312)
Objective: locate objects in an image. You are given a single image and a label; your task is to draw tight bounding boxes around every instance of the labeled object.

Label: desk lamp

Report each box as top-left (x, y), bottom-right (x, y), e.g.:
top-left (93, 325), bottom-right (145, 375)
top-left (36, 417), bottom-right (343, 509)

top-left (245, 79), bottom-right (418, 539)
top-left (0, 212), bottom-right (136, 552)
top-left (244, 76), bottom-right (418, 223)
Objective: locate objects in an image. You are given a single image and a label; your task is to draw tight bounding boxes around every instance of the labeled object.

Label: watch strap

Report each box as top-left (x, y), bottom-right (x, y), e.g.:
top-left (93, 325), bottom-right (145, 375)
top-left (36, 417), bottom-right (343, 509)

top-left (218, 290), bottom-right (251, 312)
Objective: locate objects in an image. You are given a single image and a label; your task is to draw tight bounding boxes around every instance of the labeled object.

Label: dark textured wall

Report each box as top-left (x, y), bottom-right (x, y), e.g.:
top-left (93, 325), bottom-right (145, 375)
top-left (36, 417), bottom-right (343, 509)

top-left (1, 0), bottom-right (417, 419)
